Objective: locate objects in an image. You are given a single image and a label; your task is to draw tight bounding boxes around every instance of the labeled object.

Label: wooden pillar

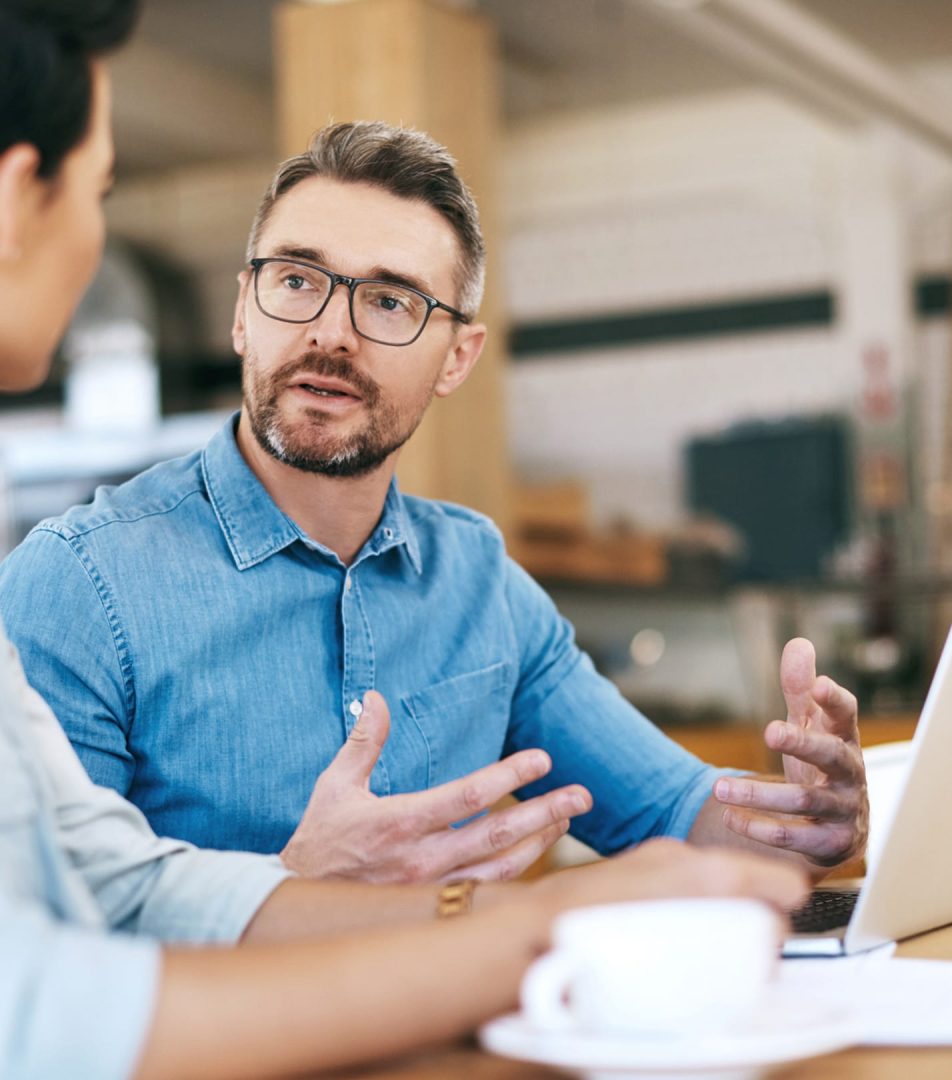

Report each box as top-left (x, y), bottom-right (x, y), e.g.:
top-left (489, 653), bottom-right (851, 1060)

top-left (273, 0), bottom-right (511, 534)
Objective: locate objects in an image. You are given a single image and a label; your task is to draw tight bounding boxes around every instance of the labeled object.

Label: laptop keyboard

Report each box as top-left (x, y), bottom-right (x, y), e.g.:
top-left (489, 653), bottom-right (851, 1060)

top-left (789, 887), bottom-right (861, 933)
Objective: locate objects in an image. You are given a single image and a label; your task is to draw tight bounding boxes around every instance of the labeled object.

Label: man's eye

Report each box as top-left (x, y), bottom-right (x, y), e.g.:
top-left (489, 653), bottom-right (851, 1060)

top-left (373, 291), bottom-right (416, 314)
top-left (284, 275), bottom-right (307, 290)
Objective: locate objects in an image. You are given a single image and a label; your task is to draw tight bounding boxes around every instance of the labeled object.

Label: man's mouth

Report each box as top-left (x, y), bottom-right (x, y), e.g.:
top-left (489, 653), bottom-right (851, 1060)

top-left (300, 385), bottom-right (351, 398)
top-left (291, 377), bottom-right (361, 401)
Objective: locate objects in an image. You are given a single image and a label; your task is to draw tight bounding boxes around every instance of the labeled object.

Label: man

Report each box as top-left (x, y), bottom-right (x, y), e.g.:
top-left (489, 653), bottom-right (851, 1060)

top-left (0, 2), bottom-right (810, 1078)
top-left (0, 121), bottom-right (868, 884)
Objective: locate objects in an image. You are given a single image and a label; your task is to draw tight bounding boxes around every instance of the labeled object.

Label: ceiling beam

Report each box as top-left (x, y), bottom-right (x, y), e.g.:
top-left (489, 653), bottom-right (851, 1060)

top-left (640, 0), bottom-right (952, 158)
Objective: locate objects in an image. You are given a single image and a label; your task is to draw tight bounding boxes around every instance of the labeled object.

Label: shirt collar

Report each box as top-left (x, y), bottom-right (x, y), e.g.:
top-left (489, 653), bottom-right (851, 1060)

top-left (202, 413), bottom-right (422, 574)
top-left (368, 479), bottom-right (423, 575)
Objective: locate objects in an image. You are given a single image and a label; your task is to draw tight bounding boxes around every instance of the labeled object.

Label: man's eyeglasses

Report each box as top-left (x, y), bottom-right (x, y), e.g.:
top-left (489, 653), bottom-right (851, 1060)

top-left (249, 257), bottom-right (470, 347)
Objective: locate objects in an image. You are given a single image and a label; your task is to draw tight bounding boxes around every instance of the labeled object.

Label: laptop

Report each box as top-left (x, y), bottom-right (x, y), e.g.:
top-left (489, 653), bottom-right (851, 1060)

top-left (783, 625), bottom-right (952, 957)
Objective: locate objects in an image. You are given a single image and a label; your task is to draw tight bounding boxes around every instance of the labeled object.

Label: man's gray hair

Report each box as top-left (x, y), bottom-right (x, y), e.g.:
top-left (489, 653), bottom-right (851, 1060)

top-left (245, 120), bottom-right (486, 320)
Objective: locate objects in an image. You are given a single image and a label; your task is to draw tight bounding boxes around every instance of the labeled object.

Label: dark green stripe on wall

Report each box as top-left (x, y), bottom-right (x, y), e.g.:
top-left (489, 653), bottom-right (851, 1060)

top-left (509, 275), bottom-right (952, 359)
top-left (510, 291), bottom-right (835, 358)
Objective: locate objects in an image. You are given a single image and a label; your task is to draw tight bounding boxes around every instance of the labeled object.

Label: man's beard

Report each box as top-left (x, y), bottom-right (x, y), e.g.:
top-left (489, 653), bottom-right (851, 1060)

top-left (242, 349), bottom-right (432, 478)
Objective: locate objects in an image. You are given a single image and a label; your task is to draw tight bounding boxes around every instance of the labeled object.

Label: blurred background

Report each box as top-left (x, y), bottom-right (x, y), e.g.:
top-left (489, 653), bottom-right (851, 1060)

top-left (6, 0), bottom-right (952, 761)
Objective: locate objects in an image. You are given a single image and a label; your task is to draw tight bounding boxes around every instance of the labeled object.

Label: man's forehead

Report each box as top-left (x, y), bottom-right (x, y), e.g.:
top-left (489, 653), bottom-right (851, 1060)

top-left (258, 176), bottom-right (460, 287)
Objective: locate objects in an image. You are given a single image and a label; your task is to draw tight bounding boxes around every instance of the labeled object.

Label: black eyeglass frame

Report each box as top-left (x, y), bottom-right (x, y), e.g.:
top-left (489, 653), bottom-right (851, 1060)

top-left (249, 256), bottom-right (471, 347)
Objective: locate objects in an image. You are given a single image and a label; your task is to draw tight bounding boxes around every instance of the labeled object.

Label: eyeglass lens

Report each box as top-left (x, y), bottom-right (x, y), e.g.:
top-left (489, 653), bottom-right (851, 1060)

top-left (256, 260), bottom-right (430, 344)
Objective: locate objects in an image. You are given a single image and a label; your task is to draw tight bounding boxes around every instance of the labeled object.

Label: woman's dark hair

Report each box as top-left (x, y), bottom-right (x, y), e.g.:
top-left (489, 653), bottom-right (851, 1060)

top-left (0, 0), bottom-right (140, 178)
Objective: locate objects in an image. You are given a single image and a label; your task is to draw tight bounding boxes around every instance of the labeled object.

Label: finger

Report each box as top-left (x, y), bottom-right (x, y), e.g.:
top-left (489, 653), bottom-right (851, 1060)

top-left (811, 676), bottom-right (860, 742)
top-left (780, 638), bottom-right (819, 726)
top-left (713, 774), bottom-right (854, 819)
top-left (443, 818), bottom-right (572, 883)
top-left (323, 689), bottom-right (391, 787)
top-left (431, 785), bottom-right (592, 873)
top-left (411, 749), bottom-right (554, 828)
top-left (721, 806), bottom-right (859, 865)
top-left (764, 720), bottom-right (862, 779)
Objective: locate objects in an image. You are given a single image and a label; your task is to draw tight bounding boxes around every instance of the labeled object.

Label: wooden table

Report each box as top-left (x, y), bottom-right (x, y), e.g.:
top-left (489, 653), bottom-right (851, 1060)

top-left (321, 925), bottom-right (952, 1080)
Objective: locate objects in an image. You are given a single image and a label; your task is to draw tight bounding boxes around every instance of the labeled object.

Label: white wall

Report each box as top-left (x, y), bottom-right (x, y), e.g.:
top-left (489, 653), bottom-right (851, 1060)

top-left (501, 81), bottom-right (952, 541)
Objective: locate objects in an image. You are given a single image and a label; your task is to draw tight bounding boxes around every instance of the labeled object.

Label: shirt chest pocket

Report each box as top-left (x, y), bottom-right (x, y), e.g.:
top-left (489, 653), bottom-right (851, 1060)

top-left (401, 661), bottom-right (515, 789)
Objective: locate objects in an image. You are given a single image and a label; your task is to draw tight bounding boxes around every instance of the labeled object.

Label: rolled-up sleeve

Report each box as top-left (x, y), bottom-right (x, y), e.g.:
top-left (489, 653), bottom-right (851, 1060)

top-left (48, 743), bottom-right (292, 943)
top-left (0, 895), bottom-right (160, 1080)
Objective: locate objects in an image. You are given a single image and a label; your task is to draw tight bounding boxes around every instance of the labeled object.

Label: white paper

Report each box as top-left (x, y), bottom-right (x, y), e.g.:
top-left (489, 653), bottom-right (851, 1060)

top-left (780, 954), bottom-right (952, 1045)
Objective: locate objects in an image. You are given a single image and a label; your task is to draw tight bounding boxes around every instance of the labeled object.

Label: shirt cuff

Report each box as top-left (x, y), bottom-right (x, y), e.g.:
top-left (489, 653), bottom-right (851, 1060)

top-left (137, 851), bottom-right (294, 944)
top-left (668, 765), bottom-right (747, 839)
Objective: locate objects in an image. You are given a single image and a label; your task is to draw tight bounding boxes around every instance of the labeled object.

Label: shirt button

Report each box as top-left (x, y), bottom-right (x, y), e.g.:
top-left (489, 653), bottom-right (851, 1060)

top-left (345, 576), bottom-right (353, 592)
top-left (349, 699), bottom-right (363, 717)
top-left (383, 527), bottom-right (394, 540)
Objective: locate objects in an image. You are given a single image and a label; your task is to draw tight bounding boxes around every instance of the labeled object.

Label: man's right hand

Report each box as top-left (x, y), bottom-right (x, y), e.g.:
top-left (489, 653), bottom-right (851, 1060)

top-left (280, 690), bottom-right (592, 883)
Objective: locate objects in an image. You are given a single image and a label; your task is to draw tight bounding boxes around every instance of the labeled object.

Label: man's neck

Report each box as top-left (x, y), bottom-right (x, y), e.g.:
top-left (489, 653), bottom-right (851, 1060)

top-left (235, 412), bottom-right (395, 566)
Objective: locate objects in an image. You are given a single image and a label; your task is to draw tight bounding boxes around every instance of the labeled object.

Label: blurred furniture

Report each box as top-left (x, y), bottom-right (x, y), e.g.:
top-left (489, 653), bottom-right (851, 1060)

top-left (687, 416), bottom-right (851, 582)
top-left (511, 480), bottom-right (667, 587)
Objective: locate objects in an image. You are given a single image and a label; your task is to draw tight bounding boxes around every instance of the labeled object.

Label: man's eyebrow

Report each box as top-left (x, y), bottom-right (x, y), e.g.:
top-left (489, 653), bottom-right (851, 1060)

top-left (266, 244), bottom-right (437, 297)
top-left (270, 244), bottom-right (328, 264)
top-left (367, 266), bottom-right (435, 297)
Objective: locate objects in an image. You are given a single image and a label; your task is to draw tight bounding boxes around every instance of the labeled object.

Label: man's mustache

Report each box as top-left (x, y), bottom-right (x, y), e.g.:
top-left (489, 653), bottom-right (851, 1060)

top-left (270, 352), bottom-right (380, 405)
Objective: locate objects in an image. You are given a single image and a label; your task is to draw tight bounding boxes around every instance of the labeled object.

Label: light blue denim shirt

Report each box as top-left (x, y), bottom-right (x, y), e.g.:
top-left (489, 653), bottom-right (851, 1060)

top-left (0, 624), bottom-right (290, 1080)
top-left (0, 415), bottom-right (726, 857)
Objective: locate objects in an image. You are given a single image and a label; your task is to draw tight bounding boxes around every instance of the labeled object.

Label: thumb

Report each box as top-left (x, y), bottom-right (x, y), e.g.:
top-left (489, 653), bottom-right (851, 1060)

top-left (327, 689), bottom-right (391, 787)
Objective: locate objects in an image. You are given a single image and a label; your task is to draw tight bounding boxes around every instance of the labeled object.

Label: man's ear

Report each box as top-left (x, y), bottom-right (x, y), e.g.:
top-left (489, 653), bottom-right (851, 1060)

top-left (0, 144), bottom-right (42, 262)
top-left (434, 322), bottom-right (487, 398)
top-left (231, 269), bottom-right (252, 356)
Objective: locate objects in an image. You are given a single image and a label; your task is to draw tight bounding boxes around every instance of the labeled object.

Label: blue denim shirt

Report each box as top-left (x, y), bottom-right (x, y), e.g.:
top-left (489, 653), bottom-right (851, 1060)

top-left (0, 415), bottom-right (725, 856)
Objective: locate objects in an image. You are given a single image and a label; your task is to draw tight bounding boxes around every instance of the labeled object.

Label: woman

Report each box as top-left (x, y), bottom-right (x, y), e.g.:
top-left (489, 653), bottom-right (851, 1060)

top-left (0, 3), bottom-right (807, 1078)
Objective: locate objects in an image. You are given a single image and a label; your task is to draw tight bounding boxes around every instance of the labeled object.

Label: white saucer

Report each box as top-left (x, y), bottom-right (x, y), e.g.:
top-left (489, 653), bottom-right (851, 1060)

top-left (479, 991), bottom-right (862, 1080)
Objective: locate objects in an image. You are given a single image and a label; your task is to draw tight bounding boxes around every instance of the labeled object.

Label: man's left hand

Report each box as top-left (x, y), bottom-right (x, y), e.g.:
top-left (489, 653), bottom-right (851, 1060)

top-left (707, 637), bottom-right (869, 872)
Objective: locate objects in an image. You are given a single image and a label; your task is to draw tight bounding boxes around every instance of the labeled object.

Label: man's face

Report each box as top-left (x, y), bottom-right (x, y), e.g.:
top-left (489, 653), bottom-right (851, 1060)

top-left (232, 176), bottom-right (484, 478)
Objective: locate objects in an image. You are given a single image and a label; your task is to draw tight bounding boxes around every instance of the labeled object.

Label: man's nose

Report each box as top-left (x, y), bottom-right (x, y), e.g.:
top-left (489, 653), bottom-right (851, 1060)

top-left (307, 283), bottom-right (359, 352)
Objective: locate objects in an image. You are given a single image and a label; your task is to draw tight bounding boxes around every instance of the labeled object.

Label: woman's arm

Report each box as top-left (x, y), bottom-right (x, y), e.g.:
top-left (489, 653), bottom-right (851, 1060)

top-left (138, 900), bottom-right (541, 1080)
top-left (134, 840), bottom-right (808, 1080)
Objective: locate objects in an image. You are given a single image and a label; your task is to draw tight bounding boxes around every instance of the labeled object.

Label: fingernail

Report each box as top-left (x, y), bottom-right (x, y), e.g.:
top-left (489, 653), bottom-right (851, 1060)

top-left (571, 793), bottom-right (589, 813)
top-left (714, 779), bottom-right (729, 800)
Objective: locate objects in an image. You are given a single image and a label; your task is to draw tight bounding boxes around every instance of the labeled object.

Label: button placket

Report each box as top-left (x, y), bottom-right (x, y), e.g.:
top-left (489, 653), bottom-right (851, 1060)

top-left (339, 568), bottom-right (387, 792)
top-left (341, 572), bottom-right (370, 724)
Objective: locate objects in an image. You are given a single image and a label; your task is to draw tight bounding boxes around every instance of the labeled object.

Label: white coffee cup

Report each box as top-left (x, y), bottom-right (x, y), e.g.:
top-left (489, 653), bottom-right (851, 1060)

top-left (521, 898), bottom-right (779, 1039)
